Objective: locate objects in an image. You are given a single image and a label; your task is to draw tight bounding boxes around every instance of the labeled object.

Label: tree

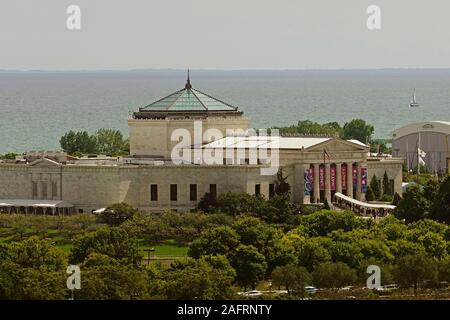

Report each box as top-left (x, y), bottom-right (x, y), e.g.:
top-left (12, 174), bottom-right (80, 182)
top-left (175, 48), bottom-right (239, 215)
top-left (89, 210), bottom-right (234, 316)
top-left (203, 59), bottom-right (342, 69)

top-left (196, 192), bottom-right (217, 213)
top-left (394, 185), bottom-right (429, 223)
top-left (95, 128), bottom-right (129, 156)
top-left (188, 226), bottom-right (240, 259)
top-left (382, 171), bottom-right (391, 195)
top-left (69, 227), bottom-right (141, 265)
top-left (392, 192), bottom-right (402, 206)
top-left (342, 119), bottom-right (374, 144)
top-left (369, 175), bottom-right (381, 199)
top-left (393, 254), bottom-right (437, 295)
top-left (156, 255), bottom-right (236, 300)
top-left (59, 130), bottom-right (97, 155)
top-left (271, 264), bottom-right (312, 298)
top-left (274, 168), bottom-right (290, 195)
top-left (274, 120), bottom-right (342, 137)
top-left (231, 245), bottom-right (267, 290)
top-left (312, 262), bottom-right (357, 289)
top-left (365, 186), bottom-right (376, 201)
top-left (429, 176), bottom-right (450, 224)
top-left (100, 202), bottom-right (138, 226)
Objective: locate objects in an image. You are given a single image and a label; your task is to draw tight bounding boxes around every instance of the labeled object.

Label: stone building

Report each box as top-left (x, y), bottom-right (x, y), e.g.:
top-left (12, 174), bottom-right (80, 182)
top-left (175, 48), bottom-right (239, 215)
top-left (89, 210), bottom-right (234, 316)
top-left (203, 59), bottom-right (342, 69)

top-left (0, 75), bottom-right (403, 213)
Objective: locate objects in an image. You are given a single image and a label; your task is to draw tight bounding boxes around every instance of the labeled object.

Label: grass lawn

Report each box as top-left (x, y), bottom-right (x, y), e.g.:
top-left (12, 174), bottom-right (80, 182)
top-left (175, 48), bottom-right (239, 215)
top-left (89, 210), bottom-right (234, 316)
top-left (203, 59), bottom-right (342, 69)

top-left (138, 239), bottom-right (188, 257)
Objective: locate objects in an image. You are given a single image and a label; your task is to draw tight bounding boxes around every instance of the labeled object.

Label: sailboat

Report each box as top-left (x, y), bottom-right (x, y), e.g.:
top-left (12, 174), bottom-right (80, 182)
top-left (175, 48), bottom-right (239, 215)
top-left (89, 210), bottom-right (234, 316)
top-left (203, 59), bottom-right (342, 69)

top-left (409, 89), bottom-right (420, 107)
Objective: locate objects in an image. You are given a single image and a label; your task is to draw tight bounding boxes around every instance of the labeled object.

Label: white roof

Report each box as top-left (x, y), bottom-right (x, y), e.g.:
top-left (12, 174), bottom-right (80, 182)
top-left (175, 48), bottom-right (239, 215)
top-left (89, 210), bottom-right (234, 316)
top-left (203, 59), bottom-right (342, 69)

top-left (334, 192), bottom-right (396, 210)
top-left (393, 121), bottom-right (450, 138)
top-left (0, 199), bottom-right (73, 208)
top-left (201, 136), bottom-right (366, 150)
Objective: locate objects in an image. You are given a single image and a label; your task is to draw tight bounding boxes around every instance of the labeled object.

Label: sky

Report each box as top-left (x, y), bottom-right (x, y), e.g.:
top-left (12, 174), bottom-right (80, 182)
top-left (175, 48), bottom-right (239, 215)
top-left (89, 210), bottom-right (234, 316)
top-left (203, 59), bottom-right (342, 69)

top-left (1, 0), bottom-right (450, 70)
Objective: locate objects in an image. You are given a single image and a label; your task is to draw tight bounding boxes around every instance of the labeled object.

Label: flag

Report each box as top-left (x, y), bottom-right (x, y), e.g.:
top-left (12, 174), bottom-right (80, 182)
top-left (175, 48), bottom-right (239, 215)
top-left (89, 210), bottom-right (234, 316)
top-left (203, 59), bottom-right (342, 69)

top-left (418, 148), bottom-right (426, 158)
top-left (323, 150), bottom-right (331, 161)
top-left (418, 156), bottom-right (426, 166)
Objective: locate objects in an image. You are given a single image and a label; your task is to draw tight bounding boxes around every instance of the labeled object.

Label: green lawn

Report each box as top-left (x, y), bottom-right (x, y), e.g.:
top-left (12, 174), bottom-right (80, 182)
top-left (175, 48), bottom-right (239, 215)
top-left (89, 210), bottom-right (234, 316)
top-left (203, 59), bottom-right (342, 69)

top-left (138, 239), bottom-right (188, 257)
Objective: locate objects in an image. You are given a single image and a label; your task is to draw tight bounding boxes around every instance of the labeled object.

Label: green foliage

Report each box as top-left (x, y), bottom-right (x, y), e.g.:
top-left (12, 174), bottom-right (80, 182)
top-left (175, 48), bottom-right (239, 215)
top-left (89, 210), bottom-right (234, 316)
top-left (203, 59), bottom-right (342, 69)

top-left (312, 262), bottom-right (358, 289)
top-left (100, 202), bottom-right (138, 226)
top-left (0, 152), bottom-right (18, 160)
top-left (271, 264), bottom-right (312, 297)
top-left (365, 186), bottom-right (376, 201)
top-left (392, 192), bottom-right (402, 206)
top-left (188, 226), bottom-right (240, 259)
top-left (196, 192), bottom-right (217, 213)
top-left (150, 255), bottom-right (236, 299)
top-left (274, 168), bottom-right (291, 195)
top-left (382, 171), bottom-right (391, 195)
top-left (429, 176), bottom-right (450, 224)
top-left (231, 244), bottom-right (267, 290)
top-left (394, 185), bottom-right (429, 223)
top-left (69, 227), bottom-right (141, 265)
top-left (59, 128), bottom-right (129, 156)
top-left (274, 120), bottom-right (342, 137)
top-left (393, 254), bottom-right (437, 295)
top-left (369, 175), bottom-right (381, 199)
top-left (342, 119), bottom-right (374, 144)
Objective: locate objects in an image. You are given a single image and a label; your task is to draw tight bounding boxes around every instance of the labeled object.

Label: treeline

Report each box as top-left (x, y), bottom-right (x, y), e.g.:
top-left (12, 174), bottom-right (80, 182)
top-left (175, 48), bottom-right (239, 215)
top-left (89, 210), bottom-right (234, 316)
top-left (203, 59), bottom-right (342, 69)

top-left (59, 128), bottom-right (129, 156)
top-left (273, 119), bottom-right (389, 153)
top-left (1, 195), bottom-right (450, 299)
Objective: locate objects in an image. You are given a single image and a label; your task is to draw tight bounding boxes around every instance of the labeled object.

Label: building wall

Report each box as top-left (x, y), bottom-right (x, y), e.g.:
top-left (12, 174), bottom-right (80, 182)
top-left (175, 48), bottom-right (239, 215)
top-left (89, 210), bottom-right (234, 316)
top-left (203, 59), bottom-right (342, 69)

top-left (366, 159), bottom-right (404, 196)
top-left (128, 117), bottom-right (250, 158)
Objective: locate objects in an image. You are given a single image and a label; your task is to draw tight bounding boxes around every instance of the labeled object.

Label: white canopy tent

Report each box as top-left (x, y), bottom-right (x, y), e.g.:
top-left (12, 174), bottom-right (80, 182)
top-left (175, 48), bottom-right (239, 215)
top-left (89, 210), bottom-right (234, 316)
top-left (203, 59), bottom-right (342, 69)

top-left (0, 199), bottom-right (74, 215)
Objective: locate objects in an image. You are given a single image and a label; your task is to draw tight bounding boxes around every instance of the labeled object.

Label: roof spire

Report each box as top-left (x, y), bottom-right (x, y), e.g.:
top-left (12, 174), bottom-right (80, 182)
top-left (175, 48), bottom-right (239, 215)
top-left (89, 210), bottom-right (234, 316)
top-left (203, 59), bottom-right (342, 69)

top-left (185, 69), bottom-right (192, 89)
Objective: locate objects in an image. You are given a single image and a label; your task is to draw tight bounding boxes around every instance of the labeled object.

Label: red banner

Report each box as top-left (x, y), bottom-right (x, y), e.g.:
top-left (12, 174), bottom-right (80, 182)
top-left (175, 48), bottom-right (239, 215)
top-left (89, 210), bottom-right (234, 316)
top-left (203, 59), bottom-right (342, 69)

top-left (319, 165), bottom-right (325, 190)
top-left (330, 166), bottom-right (336, 191)
top-left (342, 165), bottom-right (347, 190)
top-left (352, 165), bottom-right (357, 187)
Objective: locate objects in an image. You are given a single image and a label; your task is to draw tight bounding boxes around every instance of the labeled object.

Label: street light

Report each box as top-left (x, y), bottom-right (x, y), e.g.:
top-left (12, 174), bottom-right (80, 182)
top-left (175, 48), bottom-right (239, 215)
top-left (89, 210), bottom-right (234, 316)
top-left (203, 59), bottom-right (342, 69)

top-left (144, 247), bottom-right (155, 265)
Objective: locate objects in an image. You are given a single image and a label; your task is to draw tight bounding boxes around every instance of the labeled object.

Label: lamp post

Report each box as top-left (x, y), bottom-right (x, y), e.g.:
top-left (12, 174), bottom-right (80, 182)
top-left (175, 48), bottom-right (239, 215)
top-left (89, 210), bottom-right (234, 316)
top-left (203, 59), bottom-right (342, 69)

top-left (144, 248), bottom-right (155, 265)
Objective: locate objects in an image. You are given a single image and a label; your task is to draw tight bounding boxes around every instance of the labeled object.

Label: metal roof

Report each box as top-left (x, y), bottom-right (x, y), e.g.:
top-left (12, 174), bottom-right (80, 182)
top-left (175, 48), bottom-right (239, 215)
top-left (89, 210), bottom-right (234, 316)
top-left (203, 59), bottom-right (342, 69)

top-left (140, 71), bottom-right (238, 112)
top-left (0, 199), bottom-right (73, 208)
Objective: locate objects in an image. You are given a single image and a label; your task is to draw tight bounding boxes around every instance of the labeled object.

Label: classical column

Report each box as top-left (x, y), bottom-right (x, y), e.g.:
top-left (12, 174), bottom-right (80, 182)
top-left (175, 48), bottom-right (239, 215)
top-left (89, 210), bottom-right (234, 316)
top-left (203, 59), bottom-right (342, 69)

top-left (347, 162), bottom-right (354, 199)
top-left (37, 181), bottom-right (42, 200)
top-left (356, 163), bottom-right (362, 201)
top-left (336, 163), bottom-right (342, 194)
top-left (325, 163), bottom-right (331, 204)
top-left (313, 163), bottom-right (320, 203)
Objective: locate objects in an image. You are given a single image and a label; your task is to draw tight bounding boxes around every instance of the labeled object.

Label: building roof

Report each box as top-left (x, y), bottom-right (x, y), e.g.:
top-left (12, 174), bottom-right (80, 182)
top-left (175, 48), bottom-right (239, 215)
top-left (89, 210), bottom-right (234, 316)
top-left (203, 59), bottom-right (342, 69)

top-left (201, 136), bottom-right (367, 150)
top-left (393, 121), bottom-right (450, 139)
top-left (139, 71), bottom-right (238, 113)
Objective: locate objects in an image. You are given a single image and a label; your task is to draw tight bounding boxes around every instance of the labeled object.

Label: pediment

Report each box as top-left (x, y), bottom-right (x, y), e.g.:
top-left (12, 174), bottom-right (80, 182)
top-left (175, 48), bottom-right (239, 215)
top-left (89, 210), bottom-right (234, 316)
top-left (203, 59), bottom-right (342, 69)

top-left (305, 138), bottom-right (368, 153)
top-left (29, 158), bottom-right (61, 167)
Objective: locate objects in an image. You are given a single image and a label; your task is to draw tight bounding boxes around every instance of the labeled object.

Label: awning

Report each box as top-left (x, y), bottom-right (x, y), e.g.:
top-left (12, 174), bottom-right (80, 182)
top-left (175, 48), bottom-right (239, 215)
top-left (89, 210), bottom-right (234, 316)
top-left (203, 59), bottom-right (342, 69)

top-left (334, 192), bottom-right (396, 210)
top-left (0, 199), bottom-right (73, 208)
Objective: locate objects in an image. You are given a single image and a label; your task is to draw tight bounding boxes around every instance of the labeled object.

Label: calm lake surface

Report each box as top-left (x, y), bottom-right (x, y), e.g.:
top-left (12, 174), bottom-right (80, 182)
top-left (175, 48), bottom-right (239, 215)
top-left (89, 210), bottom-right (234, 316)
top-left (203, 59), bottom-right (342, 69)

top-left (0, 69), bottom-right (449, 153)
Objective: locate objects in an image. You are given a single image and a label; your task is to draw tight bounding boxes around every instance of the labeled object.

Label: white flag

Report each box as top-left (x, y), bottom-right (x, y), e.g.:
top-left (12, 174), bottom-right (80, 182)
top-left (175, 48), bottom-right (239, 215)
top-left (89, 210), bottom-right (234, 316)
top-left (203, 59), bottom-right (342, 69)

top-left (418, 148), bottom-right (426, 158)
top-left (418, 157), bottom-right (426, 166)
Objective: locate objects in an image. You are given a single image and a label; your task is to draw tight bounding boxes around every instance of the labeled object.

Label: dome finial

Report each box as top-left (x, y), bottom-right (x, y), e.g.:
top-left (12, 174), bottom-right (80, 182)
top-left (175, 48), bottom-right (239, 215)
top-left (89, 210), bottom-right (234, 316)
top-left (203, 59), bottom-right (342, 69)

top-left (185, 69), bottom-right (192, 89)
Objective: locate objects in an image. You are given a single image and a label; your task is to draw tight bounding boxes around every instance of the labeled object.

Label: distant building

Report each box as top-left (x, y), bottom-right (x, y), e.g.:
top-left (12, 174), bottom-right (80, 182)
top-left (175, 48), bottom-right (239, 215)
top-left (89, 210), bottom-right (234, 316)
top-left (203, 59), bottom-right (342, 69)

top-left (0, 75), bottom-right (403, 213)
top-left (392, 121), bottom-right (450, 174)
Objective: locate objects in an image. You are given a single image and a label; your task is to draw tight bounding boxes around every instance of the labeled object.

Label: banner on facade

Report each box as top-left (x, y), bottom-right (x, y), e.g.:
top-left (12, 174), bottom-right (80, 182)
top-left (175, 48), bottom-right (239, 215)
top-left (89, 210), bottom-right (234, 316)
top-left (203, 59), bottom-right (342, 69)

top-left (304, 169), bottom-right (313, 196)
top-left (342, 165), bottom-right (347, 190)
top-left (361, 166), bottom-right (368, 193)
top-left (352, 165), bottom-right (357, 188)
top-left (319, 166), bottom-right (325, 190)
top-left (330, 165), bottom-right (336, 191)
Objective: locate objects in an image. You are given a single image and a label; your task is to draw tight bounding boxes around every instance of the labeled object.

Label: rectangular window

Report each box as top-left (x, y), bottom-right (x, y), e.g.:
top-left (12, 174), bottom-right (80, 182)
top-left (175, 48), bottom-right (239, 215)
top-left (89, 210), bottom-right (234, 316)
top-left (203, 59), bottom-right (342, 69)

top-left (269, 183), bottom-right (275, 199)
top-left (52, 182), bottom-right (58, 199)
top-left (170, 184), bottom-right (178, 202)
top-left (150, 184), bottom-right (158, 201)
top-left (255, 184), bottom-right (261, 196)
top-left (190, 184), bottom-right (197, 201)
top-left (42, 182), bottom-right (47, 200)
top-left (32, 181), bottom-right (38, 198)
top-left (209, 184), bottom-right (217, 198)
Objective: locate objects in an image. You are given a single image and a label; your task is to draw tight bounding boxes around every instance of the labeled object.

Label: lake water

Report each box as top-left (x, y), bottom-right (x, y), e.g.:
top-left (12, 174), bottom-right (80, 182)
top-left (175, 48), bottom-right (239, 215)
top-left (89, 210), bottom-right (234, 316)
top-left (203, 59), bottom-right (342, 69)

top-left (0, 69), bottom-right (449, 153)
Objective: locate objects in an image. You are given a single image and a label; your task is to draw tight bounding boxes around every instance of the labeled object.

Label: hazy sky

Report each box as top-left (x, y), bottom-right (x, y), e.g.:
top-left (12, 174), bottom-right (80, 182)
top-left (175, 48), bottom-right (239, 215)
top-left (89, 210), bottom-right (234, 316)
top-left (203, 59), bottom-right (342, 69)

top-left (1, 0), bottom-right (450, 70)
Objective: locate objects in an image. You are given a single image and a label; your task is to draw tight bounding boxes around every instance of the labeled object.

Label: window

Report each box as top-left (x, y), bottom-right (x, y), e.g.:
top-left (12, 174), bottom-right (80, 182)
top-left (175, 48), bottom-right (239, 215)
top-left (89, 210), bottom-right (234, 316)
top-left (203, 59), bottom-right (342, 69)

top-left (209, 184), bottom-right (217, 197)
top-left (32, 181), bottom-right (38, 198)
top-left (150, 184), bottom-right (158, 201)
top-left (269, 184), bottom-right (275, 199)
top-left (42, 182), bottom-right (47, 200)
top-left (190, 184), bottom-right (197, 201)
top-left (255, 184), bottom-right (261, 196)
top-left (52, 182), bottom-right (58, 199)
top-left (170, 184), bottom-right (178, 201)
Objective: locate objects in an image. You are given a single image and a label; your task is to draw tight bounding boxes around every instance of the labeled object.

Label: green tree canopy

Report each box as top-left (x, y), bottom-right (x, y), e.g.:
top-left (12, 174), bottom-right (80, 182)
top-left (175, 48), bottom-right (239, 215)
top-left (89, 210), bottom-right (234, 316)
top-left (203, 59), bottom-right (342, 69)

top-left (342, 119), bottom-right (374, 144)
